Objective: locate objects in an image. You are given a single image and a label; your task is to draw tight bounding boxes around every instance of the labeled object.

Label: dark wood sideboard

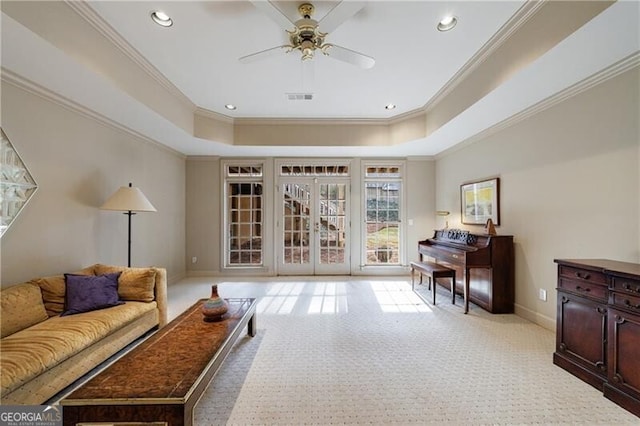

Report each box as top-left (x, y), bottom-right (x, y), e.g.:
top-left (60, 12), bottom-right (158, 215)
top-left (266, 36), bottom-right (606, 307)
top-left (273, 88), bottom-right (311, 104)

top-left (418, 229), bottom-right (514, 313)
top-left (553, 259), bottom-right (640, 417)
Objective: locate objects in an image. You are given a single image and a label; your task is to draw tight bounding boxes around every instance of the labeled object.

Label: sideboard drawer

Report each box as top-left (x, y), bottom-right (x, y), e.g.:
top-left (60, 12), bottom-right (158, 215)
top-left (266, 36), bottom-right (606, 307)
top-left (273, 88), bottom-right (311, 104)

top-left (559, 265), bottom-right (607, 285)
top-left (559, 277), bottom-right (607, 301)
top-left (611, 292), bottom-right (640, 314)
top-left (611, 276), bottom-right (640, 296)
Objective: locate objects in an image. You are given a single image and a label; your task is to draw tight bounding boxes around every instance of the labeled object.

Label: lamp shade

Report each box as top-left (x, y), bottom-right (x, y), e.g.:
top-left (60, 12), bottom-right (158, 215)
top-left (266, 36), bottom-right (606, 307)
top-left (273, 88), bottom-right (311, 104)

top-left (100, 184), bottom-right (157, 212)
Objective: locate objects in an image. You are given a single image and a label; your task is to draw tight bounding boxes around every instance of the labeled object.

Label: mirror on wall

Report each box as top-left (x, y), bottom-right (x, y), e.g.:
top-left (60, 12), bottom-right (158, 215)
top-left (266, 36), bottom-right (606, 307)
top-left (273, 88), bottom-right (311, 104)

top-left (1, 128), bottom-right (37, 237)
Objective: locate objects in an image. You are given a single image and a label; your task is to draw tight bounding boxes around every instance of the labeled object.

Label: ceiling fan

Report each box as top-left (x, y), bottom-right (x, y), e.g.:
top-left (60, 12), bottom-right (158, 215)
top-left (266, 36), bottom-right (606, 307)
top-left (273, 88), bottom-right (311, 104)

top-left (240, 1), bottom-right (375, 69)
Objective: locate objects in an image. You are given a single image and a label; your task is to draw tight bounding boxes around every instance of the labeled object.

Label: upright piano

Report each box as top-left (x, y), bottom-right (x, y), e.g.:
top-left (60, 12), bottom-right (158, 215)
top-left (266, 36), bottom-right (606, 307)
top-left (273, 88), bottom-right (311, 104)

top-left (418, 229), bottom-right (515, 313)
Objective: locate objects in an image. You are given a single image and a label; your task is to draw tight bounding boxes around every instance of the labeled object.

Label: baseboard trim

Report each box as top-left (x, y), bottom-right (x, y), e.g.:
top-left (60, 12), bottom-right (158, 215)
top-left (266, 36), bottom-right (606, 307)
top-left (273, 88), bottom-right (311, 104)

top-left (515, 303), bottom-right (555, 331)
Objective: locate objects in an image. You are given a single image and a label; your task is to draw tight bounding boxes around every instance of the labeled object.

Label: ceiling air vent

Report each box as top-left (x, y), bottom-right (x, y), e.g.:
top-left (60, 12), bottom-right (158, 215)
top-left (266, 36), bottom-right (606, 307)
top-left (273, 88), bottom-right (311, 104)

top-left (286, 93), bottom-right (314, 101)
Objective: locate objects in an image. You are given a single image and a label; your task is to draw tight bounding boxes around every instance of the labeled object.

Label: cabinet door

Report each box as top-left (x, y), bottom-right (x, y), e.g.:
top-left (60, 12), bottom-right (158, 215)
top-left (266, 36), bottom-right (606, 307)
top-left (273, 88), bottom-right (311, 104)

top-left (556, 291), bottom-right (607, 379)
top-left (608, 308), bottom-right (640, 401)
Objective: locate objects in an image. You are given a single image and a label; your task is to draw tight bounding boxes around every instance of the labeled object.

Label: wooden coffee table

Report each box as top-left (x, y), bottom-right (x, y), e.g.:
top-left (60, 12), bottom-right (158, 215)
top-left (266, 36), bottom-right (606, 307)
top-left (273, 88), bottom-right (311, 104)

top-left (62, 298), bottom-right (257, 426)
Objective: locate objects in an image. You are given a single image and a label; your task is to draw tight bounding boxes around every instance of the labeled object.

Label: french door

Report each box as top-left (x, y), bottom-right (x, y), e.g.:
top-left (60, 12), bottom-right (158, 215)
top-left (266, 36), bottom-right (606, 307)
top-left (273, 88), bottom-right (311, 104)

top-left (278, 177), bottom-right (350, 275)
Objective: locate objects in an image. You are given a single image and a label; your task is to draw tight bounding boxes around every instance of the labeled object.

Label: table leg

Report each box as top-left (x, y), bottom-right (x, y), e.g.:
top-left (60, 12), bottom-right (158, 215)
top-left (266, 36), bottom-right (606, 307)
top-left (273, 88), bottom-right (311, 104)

top-left (451, 272), bottom-right (456, 305)
top-left (464, 271), bottom-right (470, 314)
top-left (248, 313), bottom-right (256, 337)
top-left (411, 267), bottom-right (415, 290)
top-left (431, 276), bottom-right (436, 305)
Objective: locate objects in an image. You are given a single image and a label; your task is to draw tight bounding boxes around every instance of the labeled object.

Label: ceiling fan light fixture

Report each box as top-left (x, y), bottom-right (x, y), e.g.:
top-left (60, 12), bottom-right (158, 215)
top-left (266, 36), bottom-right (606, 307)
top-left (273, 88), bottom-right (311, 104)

top-left (151, 11), bottom-right (173, 27)
top-left (437, 15), bottom-right (457, 32)
top-left (243, 1), bottom-right (375, 69)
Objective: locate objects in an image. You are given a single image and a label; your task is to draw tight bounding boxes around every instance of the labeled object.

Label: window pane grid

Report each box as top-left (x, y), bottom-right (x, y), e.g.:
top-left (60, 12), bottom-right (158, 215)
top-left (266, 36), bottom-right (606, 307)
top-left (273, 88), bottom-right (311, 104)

top-left (365, 177), bottom-right (401, 265)
top-left (283, 183), bottom-right (311, 265)
top-left (319, 183), bottom-right (346, 265)
top-left (227, 180), bottom-right (263, 266)
top-left (365, 166), bottom-right (401, 178)
top-left (280, 165), bottom-right (349, 176)
top-left (227, 165), bottom-right (263, 177)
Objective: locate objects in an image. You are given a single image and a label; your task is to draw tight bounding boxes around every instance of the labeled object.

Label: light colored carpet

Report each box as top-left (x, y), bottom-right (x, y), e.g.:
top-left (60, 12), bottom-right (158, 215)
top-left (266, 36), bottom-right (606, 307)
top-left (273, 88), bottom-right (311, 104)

top-left (189, 279), bottom-right (638, 425)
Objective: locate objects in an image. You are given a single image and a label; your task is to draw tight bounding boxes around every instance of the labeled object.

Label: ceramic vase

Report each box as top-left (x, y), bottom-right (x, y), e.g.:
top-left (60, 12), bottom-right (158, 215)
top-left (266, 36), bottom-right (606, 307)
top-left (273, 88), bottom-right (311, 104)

top-left (201, 284), bottom-right (229, 322)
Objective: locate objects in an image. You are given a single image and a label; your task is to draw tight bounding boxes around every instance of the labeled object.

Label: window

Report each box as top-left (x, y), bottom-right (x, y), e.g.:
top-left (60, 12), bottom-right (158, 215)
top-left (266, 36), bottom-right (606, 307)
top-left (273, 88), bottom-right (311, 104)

top-left (364, 164), bottom-right (403, 265)
top-left (280, 164), bottom-right (349, 176)
top-left (225, 164), bottom-right (263, 266)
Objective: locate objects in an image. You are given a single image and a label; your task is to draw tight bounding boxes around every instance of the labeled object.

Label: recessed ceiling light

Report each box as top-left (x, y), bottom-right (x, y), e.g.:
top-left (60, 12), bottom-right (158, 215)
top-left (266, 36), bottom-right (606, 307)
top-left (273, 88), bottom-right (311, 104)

top-left (225, 104), bottom-right (237, 111)
top-left (385, 104), bottom-right (396, 110)
top-left (151, 11), bottom-right (173, 27)
top-left (437, 15), bottom-right (457, 32)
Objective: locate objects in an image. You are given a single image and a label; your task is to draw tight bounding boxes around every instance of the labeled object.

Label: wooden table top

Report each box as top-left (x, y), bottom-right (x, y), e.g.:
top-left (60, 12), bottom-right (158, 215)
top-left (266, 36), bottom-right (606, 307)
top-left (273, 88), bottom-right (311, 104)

top-left (62, 298), bottom-right (256, 404)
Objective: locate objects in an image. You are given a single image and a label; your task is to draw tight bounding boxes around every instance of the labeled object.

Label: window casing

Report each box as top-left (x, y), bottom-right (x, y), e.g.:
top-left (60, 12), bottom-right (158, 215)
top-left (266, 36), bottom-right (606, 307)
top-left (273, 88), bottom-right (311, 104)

top-left (363, 164), bottom-right (403, 265)
top-left (225, 164), bottom-right (264, 267)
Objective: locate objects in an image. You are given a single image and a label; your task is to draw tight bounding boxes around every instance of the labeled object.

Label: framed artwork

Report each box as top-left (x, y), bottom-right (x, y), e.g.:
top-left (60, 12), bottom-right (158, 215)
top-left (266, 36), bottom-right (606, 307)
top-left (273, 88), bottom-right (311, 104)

top-left (460, 178), bottom-right (499, 225)
top-left (1, 128), bottom-right (38, 237)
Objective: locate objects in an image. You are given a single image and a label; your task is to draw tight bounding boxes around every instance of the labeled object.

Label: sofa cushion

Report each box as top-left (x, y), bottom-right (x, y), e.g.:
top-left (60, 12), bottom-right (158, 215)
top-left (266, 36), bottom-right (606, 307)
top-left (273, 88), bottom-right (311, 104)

top-left (62, 273), bottom-right (124, 316)
top-left (31, 270), bottom-right (95, 317)
top-left (0, 301), bottom-right (157, 396)
top-left (94, 264), bottom-right (156, 302)
top-left (1, 283), bottom-right (49, 338)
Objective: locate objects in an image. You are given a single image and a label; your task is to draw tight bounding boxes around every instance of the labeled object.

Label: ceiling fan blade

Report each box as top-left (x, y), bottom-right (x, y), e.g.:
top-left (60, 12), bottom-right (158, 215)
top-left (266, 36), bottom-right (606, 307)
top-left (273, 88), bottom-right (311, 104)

top-left (249, 1), bottom-right (294, 30)
top-left (239, 46), bottom-right (288, 64)
top-left (318, 1), bottom-right (365, 34)
top-left (323, 44), bottom-right (375, 69)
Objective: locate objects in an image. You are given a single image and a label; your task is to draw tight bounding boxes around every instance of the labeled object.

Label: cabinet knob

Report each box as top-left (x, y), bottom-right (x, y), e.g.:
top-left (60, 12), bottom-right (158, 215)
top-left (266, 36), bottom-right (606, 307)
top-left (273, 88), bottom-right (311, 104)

top-left (622, 282), bottom-right (640, 293)
top-left (575, 271), bottom-right (591, 280)
top-left (575, 286), bottom-right (591, 293)
top-left (624, 299), bottom-right (640, 309)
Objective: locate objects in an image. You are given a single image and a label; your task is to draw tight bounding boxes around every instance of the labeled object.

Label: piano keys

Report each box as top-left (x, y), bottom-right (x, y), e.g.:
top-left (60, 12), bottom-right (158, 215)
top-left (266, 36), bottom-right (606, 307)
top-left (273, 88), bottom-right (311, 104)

top-left (418, 229), bottom-right (515, 313)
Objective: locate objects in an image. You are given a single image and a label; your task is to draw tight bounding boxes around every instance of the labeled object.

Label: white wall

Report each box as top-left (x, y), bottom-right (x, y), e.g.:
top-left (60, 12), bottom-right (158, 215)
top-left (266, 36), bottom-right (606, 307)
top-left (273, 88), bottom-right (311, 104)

top-left (435, 68), bottom-right (640, 329)
top-left (1, 82), bottom-right (187, 286)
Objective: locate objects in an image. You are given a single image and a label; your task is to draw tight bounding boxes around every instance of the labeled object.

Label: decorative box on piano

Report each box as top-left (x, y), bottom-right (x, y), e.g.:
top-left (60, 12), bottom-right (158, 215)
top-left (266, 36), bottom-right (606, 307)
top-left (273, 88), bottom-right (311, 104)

top-left (418, 229), bottom-right (515, 313)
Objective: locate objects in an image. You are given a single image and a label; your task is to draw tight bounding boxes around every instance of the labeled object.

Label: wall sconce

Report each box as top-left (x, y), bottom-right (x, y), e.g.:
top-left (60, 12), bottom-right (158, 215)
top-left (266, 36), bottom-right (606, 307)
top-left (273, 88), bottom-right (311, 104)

top-left (436, 210), bottom-right (450, 229)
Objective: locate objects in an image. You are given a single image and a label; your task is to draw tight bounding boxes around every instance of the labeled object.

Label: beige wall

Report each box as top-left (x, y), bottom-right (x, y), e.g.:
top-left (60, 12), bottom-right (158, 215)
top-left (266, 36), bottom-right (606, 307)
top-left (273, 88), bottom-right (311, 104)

top-left (1, 82), bottom-right (187, 286)
top-left (435, 68), bottom-right (640, 330)
top-left (406, 158), bottom-right (436, 262)
top-left (185, 157), bottom-right (222, 274)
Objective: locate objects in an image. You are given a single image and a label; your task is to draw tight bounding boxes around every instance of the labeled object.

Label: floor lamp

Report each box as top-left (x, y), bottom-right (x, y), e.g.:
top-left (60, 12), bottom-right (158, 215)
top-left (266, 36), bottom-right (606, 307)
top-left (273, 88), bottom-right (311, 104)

top-left (100, 183), bottom-right (157, 267)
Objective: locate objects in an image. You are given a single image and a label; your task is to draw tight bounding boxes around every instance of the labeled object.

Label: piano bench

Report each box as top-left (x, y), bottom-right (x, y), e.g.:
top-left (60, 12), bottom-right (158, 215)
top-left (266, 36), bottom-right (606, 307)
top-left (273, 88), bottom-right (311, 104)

top-left (410, 261), bottom-right (464, 312)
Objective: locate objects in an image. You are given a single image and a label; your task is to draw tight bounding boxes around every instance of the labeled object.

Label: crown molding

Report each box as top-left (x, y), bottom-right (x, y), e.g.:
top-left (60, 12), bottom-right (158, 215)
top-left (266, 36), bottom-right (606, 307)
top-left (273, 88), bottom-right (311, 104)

top-left (1, 68), bottom-right (186, 159)
top-left (407, 156), bottom-right (435, 162)
top-left (186, 155), bottom-right (222, 162)
top-left (435, 53), bottom-right (640, 160)
top-left (233, 117), bottom-right (390, 126)
top-left (199, 107), bottom-right (425, 127)
top-left (194, 107), bottom-right (235, 124)
top-left (65, 0), bottom-right (195, 112)
top-left (424, 0), bottom-right (546, 113)
top-left (388, 109), bottom-right (427, 126)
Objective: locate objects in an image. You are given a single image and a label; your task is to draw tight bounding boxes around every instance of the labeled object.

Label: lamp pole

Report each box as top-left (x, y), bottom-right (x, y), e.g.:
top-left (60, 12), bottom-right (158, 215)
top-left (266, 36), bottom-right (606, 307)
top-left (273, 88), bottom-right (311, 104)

top-left (125, 183), bottom-right (135, 267)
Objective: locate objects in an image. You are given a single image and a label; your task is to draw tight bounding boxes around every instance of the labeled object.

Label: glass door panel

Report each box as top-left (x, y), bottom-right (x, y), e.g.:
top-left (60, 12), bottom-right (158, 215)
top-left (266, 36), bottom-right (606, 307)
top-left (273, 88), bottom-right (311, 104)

top-left (278, 179), bottom-right (350, 275)
top-left (316, 183), bottom-right (348, 273)
top-left (281, 182), bottom-right (312, 274)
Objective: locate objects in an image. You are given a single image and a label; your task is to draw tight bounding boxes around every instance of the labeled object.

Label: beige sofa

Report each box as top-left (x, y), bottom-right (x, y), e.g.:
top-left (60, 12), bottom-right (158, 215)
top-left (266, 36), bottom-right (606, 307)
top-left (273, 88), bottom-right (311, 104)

top-left (0, 264), bottom-right (167, 405)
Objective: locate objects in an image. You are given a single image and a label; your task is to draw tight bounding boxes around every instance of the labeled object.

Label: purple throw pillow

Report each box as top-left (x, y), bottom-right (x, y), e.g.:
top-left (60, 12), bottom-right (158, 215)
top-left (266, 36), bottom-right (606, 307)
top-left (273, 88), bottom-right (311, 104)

top-left (62, 272), bottom-right (124, 316)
